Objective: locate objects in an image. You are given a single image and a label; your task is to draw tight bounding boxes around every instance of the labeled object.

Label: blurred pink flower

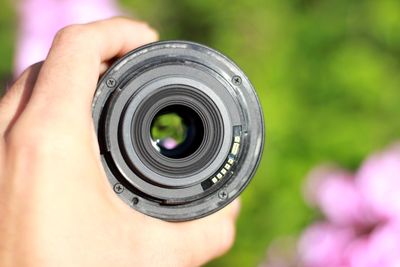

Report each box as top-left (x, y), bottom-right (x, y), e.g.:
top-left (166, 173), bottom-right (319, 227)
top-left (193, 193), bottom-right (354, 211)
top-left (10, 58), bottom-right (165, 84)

top-left (298, 222), bottom-right (354, 267)
top-left (160, 137), bottom-right (178, 150)
top-left (347, 223), bottom-right (400, 267)
top-left (356, 145), bottom-right (400, 222)
top-left (14, 0), bottom-right (121, 76)
top-left (305, 167), bottom-right (367, 226)
top-left (298, 144), bottom-right (400, 267)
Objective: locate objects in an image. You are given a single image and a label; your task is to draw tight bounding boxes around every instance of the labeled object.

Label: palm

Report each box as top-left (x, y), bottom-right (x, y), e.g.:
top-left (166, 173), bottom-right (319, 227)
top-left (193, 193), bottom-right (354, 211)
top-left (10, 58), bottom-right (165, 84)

top-left (0, 18), bottom-right (238, 267)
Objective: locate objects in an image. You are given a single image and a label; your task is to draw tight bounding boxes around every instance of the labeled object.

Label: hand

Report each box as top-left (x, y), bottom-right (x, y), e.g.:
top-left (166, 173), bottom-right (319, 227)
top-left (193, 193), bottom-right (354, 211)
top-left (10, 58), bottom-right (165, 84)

top-left (0, 17), bottom-right (239, 267)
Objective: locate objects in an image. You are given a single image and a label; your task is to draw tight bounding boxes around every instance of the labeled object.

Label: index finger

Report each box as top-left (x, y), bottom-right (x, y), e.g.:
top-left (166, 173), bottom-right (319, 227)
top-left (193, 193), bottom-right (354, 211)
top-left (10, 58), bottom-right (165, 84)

top-left (25, 17), bottom-right (158, 128)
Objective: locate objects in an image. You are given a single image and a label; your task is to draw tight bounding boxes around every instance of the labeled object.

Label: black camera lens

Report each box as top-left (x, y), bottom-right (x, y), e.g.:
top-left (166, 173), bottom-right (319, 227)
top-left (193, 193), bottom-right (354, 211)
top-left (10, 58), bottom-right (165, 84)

top-left (92, 41), bottom-right (264, 221)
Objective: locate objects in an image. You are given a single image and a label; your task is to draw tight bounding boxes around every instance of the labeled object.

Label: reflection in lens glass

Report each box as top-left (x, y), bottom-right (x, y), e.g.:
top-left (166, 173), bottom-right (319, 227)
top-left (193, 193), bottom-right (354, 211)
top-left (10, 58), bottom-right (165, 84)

top-left (151, 112), bottom-right (187, 151)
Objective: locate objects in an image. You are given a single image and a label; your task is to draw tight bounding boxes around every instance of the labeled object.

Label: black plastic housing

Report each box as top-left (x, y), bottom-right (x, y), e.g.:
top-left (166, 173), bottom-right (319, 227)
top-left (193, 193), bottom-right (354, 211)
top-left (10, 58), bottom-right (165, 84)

top-left (92, 41), bottom-right (264, 221)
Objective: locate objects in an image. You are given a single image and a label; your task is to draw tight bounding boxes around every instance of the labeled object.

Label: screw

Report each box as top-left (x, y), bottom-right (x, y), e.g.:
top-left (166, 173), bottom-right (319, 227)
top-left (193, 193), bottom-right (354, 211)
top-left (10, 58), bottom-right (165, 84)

top-left (131, 197), bottom-right (139, 205)
top-left (106, 78), bottom-right (117, 88)
top-left (232, 75), bottom-right (242, 86)
top-left (113, 183), bottom-right (124, 194)
top-left (218, 190), bottom-right (228, 200)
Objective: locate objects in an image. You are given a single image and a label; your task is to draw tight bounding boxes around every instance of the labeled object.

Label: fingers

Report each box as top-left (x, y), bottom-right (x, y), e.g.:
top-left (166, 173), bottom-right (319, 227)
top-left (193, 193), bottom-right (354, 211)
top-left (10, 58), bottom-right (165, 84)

top-left (0, 62), bottom-right (42, 137)
top-left (176, 199), bottom-right (241, 266)
top-left (24, 17), bottom-right (158, 132)
top-left (0, 63), bottom-right (41, 179)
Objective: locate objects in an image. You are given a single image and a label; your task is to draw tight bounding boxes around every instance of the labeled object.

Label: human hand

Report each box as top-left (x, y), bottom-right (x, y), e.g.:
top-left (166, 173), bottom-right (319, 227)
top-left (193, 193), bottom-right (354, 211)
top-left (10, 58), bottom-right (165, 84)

top-left (0, 17), bottom-right (240, 267)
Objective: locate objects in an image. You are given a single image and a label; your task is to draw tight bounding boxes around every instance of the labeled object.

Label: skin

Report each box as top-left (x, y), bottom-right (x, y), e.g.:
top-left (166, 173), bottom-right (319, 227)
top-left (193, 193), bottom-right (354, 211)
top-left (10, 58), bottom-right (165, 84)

top-left (0, 17), bottom-right (239, 267)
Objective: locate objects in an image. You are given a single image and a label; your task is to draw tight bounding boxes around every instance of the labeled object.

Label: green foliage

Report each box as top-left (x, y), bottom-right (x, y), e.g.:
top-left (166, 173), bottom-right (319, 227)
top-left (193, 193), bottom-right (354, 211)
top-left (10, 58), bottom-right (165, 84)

top-left (1, 0), bottom-right (399, 265)
top-left (118, 1), bottom-right (400, 265)
top-left (0, 0), bottom-right (16, 94)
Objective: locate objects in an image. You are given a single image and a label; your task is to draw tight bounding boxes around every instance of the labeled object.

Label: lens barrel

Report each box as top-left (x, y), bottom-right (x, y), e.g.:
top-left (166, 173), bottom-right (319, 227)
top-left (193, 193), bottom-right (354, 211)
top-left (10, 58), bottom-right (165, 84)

top-left (92, 41), bottom-right (264, 221)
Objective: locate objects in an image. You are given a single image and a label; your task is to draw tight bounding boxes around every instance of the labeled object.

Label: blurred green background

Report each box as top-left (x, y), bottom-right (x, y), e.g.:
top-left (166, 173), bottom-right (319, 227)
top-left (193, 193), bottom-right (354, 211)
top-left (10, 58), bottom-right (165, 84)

top-left (1, 0), bottom-right (400, 266)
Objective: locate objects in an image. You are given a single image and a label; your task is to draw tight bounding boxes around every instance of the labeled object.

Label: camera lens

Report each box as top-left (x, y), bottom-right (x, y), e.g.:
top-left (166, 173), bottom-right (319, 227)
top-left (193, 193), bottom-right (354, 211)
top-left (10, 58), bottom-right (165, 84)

top-left (92, 41), bottom-right (264, 221)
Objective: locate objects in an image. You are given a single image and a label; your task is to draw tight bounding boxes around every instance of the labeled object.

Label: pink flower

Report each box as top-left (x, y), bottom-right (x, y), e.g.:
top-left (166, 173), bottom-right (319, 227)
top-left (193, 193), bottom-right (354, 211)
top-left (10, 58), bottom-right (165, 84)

top-left (297, 144), bottom-right (400, 267)
top-left (14, 0), bottom-right (122, 76)
top-left (305, 166), bottom-right (367, 226)
top-left (356, 145), bottom-right (400, 222)
top-left (159, 138), bottom-right (178, 150)
top-left (347, 223), bottom-right (400, 267)
top-left (298, 222), bottom-right (354, 267)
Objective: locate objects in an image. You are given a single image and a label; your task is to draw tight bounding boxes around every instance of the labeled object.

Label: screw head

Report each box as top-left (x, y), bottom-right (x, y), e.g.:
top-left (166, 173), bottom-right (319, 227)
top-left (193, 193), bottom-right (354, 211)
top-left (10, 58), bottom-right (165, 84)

top-left (131, 197), bottom-right (139, 205)
top-left (113, 183), bottom-right (124, 194)
top-left (106, 78), bottom-right (117, 88)
top-left (218, 190), bottom-right (228, 200)
top-left (232, 75), bottom-right (242, 86)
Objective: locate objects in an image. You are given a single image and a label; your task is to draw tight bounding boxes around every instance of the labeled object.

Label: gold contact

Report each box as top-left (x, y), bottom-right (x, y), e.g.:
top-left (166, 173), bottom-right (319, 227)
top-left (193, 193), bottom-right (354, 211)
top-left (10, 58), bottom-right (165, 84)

top-left (231, 143), bottom-right (240, 155)
top-left (210, 135), bottom-right (241, 185)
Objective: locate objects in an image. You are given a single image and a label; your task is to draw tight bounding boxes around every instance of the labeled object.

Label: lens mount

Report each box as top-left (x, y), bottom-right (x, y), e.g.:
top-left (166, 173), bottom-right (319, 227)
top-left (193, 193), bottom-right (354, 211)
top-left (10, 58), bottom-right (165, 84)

top-left (92, 41), bottom-right (264, 221)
